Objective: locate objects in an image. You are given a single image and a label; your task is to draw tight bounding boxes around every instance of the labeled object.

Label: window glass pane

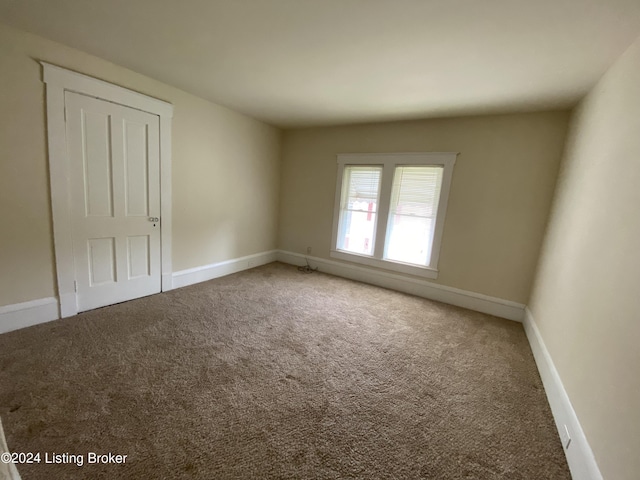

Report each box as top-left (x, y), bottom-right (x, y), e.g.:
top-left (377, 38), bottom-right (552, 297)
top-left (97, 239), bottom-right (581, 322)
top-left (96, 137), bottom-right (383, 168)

top-left (384, 166), bottom-right (443, 266)
top-left (337, 166), bottom-right (382, 256)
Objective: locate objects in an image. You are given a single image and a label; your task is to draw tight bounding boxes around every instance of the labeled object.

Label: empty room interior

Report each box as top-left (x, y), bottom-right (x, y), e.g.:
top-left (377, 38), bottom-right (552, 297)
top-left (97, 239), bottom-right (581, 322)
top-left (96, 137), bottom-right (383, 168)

top-left (0, 1), bottom-right (639, 479)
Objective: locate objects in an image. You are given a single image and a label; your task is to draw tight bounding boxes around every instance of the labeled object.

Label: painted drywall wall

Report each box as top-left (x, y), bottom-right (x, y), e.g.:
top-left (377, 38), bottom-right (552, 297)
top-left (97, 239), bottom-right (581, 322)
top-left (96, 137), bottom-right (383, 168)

top-left (279, 112), bottom-right (569, 303)
top-left (528, 36), bottom-right (640, 480)
top-left (0, 23), bottom-right (281, 307)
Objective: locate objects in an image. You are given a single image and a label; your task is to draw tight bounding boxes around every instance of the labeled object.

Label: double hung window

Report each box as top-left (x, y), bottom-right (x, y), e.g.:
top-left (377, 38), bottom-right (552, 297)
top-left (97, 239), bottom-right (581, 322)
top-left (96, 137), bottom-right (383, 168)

top-left (331, 153), bottom-right (456, 278)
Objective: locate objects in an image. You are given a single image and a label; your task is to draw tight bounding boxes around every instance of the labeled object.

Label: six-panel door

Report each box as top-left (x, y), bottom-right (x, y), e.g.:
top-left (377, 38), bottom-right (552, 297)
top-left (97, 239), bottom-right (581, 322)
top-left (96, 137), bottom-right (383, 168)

top-left (65, 91), bottom-right (161, 312)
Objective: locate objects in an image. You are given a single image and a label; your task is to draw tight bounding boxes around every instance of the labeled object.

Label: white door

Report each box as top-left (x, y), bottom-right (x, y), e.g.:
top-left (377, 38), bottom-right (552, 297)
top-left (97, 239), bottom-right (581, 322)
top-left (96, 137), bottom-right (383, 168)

top-left (65, 91), bottom-right (161, 312)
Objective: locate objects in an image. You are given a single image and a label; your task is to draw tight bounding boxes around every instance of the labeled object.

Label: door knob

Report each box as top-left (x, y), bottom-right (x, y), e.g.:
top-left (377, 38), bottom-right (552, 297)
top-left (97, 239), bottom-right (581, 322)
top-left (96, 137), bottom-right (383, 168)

top-left (148, 217), bottom-right (159, 222)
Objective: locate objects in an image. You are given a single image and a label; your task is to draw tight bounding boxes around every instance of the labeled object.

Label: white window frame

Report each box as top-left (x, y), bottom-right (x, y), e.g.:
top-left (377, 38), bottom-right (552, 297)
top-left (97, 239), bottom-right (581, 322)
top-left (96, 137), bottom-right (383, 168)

top-left (42, 62), bottom-right (174, 318)
top-left (331, 152), bottom-right (457, 279)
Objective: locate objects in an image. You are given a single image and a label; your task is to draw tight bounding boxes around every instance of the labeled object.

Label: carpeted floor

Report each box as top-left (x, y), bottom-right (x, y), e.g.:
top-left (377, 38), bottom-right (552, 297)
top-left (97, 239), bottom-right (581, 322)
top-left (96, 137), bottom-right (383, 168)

top-left (0, 262), bottom-right (570, 479)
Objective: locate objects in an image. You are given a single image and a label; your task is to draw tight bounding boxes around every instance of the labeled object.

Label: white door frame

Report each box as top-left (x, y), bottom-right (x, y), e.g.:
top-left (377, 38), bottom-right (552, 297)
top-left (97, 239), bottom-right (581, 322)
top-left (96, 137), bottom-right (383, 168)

top-left (42, 62), bottom-right (174, 318)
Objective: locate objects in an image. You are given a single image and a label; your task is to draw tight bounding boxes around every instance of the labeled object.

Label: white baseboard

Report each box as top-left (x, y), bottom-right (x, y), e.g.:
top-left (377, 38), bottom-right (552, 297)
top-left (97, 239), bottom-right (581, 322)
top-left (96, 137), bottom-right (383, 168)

top-left (172, 250), bottom-right (278, 289)
top-left (0, 297), bottom-right (60, 334)
top-left (0, 251), bottom-right (278, 334)
top-left (523, 307), bottom-right (602, 480)
top-left (276, 250), bottom-right (525, 321)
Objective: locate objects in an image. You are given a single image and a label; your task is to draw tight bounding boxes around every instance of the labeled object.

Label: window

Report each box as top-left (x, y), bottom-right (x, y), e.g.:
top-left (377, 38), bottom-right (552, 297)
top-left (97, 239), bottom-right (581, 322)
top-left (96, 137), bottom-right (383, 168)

top-left (336, 166), bottom-right (382, 256)
top-left (331, 153), bottom-right (457, 278)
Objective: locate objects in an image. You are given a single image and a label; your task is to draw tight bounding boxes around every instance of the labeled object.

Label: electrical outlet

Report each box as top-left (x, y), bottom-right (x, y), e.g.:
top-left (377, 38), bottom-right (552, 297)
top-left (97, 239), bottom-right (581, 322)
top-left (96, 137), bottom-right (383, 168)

top-left (560, 424), bottom-right (572, 450)
top-left (306, 246), bottom-right (312, 254)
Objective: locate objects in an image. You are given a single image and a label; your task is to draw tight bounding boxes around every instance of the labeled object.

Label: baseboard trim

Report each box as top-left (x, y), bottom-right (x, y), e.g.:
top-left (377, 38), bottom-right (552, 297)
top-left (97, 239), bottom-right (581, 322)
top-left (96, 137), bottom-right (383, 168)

top-left (0, 251), bottom-right (279, 334)
top-left (276, 250), bottom-right (525, 321)
top-left (0, 297), bottom-right (60, 334)
top-left (523, 307), bottom-right (603, 480)
top-left (172, 250), bottom-right (278, 289)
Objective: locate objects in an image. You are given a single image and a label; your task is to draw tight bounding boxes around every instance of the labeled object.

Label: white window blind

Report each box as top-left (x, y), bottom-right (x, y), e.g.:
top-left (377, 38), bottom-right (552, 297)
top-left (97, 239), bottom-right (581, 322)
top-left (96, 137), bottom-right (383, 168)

top-left (384, 166), bottom-right (443, 266)
top-left (336, 166), bottom-right (382, 256)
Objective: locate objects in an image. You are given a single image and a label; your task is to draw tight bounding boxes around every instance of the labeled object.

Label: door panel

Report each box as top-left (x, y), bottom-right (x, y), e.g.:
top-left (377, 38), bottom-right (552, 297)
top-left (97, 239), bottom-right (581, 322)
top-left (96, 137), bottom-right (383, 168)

top-left (65, 92), bottom-right (161, 312)
top-left (88, 237), bottom-right (116, 285)
top-left (123, 120), bottom-right (149, 217)
top-left (127, 235), bottom-right (151, 279)
top-left (82, 110), bottom-right (114, 217)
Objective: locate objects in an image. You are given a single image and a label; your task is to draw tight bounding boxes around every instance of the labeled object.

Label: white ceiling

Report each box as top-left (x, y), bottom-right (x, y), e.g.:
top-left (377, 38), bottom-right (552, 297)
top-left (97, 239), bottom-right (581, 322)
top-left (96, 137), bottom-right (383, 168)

top-left (1, 0), bottom-right (640, 127)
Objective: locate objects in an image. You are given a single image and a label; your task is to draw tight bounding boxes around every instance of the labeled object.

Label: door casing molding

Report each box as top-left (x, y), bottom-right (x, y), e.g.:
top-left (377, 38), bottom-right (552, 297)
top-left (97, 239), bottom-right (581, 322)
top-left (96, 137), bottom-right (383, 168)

top-left (42, 62), bottom-right (174, 318)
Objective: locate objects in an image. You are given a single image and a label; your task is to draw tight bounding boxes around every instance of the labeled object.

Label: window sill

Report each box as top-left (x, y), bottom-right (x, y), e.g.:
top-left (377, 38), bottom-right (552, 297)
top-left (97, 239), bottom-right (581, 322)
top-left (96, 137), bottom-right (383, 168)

top-left (329, 250), bottom-right (439, 279)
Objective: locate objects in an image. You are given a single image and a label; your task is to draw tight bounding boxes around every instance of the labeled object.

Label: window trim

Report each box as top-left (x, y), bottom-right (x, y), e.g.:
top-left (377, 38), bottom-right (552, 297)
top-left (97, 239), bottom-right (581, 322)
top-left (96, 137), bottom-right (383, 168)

top-left (330, 152), bottom-right (457, 279)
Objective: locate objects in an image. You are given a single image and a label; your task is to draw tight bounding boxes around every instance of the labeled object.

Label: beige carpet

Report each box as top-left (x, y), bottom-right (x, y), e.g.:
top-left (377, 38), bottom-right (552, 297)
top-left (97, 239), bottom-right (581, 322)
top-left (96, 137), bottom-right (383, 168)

top-left (0, 262), bottom-right (570, 479)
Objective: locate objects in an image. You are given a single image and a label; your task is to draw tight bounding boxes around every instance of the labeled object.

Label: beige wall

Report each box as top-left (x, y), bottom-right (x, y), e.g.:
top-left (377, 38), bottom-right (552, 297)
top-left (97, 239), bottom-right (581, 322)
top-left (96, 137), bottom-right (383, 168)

top-left (0, 23), bottom-right (281, 307)
top-left (279, 112), bottom-right (569, 303)
top-left (529, 36), bottom-right (640, 480)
